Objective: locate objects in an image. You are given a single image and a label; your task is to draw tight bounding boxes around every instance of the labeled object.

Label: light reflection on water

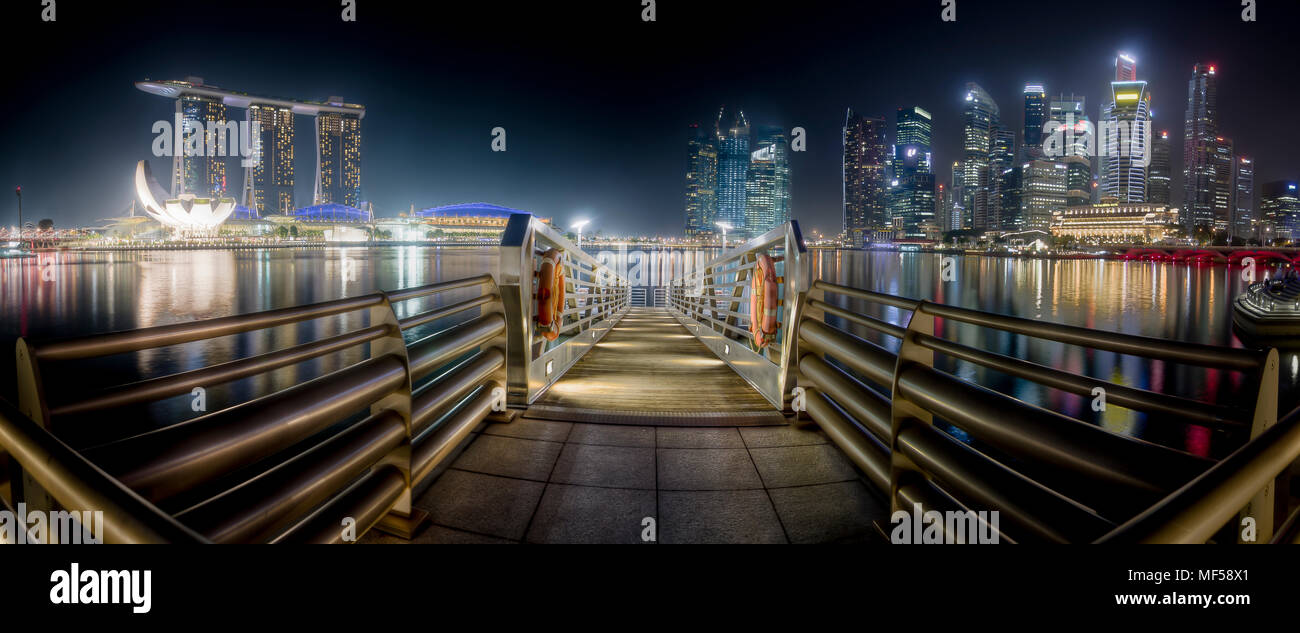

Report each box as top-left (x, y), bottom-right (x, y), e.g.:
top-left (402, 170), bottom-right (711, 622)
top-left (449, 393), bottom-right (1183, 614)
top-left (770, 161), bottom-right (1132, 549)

top-left (1, 246), bottom-right (1292, 456)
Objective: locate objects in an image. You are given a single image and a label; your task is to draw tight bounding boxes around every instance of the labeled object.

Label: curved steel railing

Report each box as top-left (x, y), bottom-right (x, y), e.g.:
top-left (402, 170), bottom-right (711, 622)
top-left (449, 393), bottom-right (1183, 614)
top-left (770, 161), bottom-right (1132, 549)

top-left (795, 277), bottom-right (1284, 543)
top-left (4, 274), bottom-right (509, 544)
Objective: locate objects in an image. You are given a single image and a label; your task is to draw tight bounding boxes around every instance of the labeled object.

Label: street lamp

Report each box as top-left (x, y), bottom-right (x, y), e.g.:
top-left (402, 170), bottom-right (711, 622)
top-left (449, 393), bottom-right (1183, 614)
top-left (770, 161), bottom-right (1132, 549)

top-left (571, 220), bottom-right (590, 247)
top-left (715, 221), bottom-right (732, 249)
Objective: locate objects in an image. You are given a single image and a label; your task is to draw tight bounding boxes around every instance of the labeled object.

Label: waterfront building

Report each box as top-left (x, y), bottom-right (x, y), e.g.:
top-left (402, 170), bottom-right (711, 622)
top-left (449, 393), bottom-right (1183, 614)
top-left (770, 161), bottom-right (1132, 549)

top-left (136, 78), bottom-right (365, 213)
top-left (684, 123), bottom-right (718, 237)
top-left (134, 160), bottom-right (236, 236)
top-left (716, 108), bottom-right (751, 238)
top-left (1047, 94), bottom-right (1093, 207)
top-left (989, 127), bottom-right (1017, 230)
top-left (1260, 181), bottom-right (1300, 243)
top-left (843, 110), bottom-right (889, 247)
top-left (1182, 63), bottom-right (1222, 231)
top-left (316, 107), bottom-right (363, 207)
top-left (935, 183), bottom-right (952, 235)
top-left (888, 107), bottom-right (935, 240)
top-left (1234, 156), bottom-right (1255, 241)
top-left (962, 83), bottom-right (1000, 231)
top-left (746, 126), bottom-right (790, 236)
top-left (179, 93), bottom-right (228, 198)
top-left (1147, 130), bottom-right (1171, 205)
top-left (1099, 79), bottom-right (1151, 203)
top-left (1022, 84), bottom-right (1047, 162)
top-left (999, 166), bottom-right (1023, 232)
top-left (1021, 160), bottom-right (1068, 232)
top-left (1051, 202), bottom-right (1176, 243)
top-left (246, 104), bottom-right (296, 216)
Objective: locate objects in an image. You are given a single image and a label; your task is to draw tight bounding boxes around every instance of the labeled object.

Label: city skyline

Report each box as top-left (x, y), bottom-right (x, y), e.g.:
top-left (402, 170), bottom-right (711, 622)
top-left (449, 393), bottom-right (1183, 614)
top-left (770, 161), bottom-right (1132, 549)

top-left (3, 0), bottom-right (1299, 237)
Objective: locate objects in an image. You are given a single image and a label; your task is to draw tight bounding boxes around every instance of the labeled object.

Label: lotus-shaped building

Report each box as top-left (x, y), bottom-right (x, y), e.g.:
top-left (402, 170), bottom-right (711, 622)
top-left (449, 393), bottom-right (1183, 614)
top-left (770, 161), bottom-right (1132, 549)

top-left (134, 160), bottom-right (236, 236)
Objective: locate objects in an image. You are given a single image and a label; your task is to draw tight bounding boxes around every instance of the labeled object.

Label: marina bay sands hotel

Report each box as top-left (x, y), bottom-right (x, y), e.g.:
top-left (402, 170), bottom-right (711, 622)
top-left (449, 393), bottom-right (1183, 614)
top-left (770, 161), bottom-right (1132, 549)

top-left (136, 77), bottom-right (365, 215)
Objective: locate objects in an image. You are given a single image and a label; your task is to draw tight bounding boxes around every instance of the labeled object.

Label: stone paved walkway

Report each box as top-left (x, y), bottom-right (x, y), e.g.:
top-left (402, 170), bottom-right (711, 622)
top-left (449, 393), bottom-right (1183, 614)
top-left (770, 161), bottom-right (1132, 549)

top-left (365, 418), bottom-right (888, 544)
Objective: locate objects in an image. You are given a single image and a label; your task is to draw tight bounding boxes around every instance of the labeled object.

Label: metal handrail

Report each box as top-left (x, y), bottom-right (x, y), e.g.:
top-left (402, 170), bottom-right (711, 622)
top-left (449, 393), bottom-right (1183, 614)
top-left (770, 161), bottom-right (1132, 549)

top-left (0, 398), bottom-right (206, 543)
top-left (4, 273), bottom-right (510, 543)
top-left (497, 213), bottom-right (630, 405)
top-left (1097, 404), bottom-right (1300, 543)
top-left (796, 277), bottom-right (1282, 543)
top-left (666, 221), bottom-right (809, 411)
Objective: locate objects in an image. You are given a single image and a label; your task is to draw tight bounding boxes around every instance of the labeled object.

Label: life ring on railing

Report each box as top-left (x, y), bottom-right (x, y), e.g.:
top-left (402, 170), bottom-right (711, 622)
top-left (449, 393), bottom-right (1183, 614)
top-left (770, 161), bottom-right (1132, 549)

top-left (750, 254), bottom-right (780, 349)
top-left (536, 248), bottom-right (566, 341)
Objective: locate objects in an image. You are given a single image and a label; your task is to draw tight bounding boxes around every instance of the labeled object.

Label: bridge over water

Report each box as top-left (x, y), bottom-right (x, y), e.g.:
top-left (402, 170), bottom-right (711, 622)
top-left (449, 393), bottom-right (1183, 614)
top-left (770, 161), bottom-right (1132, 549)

top-left (2, 215), bottom-right (1299, 544)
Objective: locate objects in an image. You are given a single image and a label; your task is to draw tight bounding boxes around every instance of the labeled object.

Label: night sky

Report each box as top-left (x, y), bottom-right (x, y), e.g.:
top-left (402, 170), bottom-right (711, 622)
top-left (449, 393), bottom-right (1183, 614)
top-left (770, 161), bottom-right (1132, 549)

top-left (2, 0), bottom-right (1297, 236)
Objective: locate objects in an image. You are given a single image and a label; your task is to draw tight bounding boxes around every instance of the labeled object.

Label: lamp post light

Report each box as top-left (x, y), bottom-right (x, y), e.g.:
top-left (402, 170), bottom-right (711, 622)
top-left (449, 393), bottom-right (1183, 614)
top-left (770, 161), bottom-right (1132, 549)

top-left (715, 221), bottom-right (732, 249)
top-left (572, 219), bottom-right (590, 248)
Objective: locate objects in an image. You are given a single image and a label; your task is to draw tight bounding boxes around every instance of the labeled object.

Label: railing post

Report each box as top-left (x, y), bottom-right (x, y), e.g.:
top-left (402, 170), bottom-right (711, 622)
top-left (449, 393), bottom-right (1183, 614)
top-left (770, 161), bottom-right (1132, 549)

top-left (888, 302), bottom-right (934, 515)
top-left (1240, 348), bottom-right (1279, 543)
top-left (497, 213), bottom-right (535, 406)
top-left (13, 339), bottom-right (57, 540)
top-left (775, 221), bottom-right (809, 415)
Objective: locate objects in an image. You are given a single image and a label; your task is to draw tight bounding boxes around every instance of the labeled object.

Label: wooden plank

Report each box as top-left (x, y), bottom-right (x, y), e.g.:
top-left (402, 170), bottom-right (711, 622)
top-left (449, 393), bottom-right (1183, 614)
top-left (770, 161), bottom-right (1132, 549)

top-left (528, 308), bottom-right (778, 425)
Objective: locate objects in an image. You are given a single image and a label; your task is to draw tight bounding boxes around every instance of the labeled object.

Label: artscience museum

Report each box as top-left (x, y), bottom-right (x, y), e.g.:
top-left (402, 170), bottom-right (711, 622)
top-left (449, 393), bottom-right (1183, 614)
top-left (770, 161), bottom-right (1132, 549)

top-left (134, 160), bottom-right (236, 236)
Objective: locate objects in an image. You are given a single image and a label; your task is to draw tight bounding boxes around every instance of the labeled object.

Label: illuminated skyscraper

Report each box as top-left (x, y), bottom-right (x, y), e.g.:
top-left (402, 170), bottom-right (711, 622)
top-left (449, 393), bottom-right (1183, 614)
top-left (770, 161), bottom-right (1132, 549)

top-left (948, 163), bottom-right (966, 231)
top-left (1234, 156), bottom-right (1255, 241)
top-left (1099, 77), bottom-right (1151, 203)
top-left (1022, 84), bottom-right (1047, 162)
top-left (1115, 53), bottom-right (1137, 82)
top-left (246, 104), bottom-right (296, 215)
top-left (888, 107), bottom-right (935, 240)
top-left (1021, 160), bottom-right (1068, 231)
top-left (962, 83), bottom-right (1000, 231)
top-left (746, 126), bottom-right (790, 236)
top-left (843, 110), bottom-right (888, 246)
top-left (1209, 137), bottom-right (1235, 233)
top-left (179, 93), bottom-right (229, 198)
top-left (1260, 181), bottom-right (1300, 243)
top-left (316, 107), bottom-right (363, 207)
top-left (1047, 94), bottom-right (1093, 207)
top-left (999, 166), bottom-right (1023, 232)
top-left (1182, 63), bottom-right (1220, 231)
top-left (1147, 130), bottom-right (1171, 205)
top-left (989, 127), bottom-right (1016, 229)
top-left (716, 108), bottom-right (751, 238)
top-left (684, 124), bottom-right (718, 237)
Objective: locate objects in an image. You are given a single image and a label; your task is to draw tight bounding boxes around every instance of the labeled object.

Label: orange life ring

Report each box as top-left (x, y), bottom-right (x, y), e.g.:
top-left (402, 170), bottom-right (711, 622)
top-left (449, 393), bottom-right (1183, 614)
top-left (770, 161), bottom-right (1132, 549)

top-left (750, 254), bottom-right (779, 349)
top-left (536, 248), bottom-right (565, 341)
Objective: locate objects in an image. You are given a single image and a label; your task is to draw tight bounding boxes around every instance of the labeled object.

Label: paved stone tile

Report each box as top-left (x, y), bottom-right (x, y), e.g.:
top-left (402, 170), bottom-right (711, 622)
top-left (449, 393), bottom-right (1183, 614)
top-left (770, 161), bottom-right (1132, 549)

top-left (656, 448), bottom-right (763, 490)
top-left (525, 484), bottom-right (656, 544)
top-left (550, 444), bottom-right (655, 489)
top-left (659, 490), bottom-right (787, 544)
top-left (739, 425), bottom-right (829, 448)
top-left (656, 427), bottom-right (744, 449)
top-left (767, 481), bottom-right (887, 544)
top-left (483, 418), bottom-right (572, 442)
top-left (413, 469), bottom-right (545, 540)
top-left (450, 434), bottom-right (562, 481)
top-left (566, 423), bottom-right (656, 447)
top-left (749, 444), bottom-right (859, 488)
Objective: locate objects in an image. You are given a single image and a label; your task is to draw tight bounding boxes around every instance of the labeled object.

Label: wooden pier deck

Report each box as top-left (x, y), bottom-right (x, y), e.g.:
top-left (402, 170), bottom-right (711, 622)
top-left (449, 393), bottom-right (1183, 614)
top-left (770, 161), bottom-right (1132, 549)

top-left (524, 308), bottom-right (785, 426)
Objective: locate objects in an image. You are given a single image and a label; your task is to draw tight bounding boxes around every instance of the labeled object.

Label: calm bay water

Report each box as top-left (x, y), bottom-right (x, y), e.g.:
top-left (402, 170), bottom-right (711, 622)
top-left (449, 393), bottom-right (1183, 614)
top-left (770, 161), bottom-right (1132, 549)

top-left (0, 246), bottom-right (1292, 456)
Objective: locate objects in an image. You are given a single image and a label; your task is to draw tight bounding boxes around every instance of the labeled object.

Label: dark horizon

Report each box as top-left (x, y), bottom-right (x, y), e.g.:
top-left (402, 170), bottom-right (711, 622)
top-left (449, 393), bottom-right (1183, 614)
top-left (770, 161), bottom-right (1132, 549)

top-left (3, 0), bottom-right (1298, 236)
